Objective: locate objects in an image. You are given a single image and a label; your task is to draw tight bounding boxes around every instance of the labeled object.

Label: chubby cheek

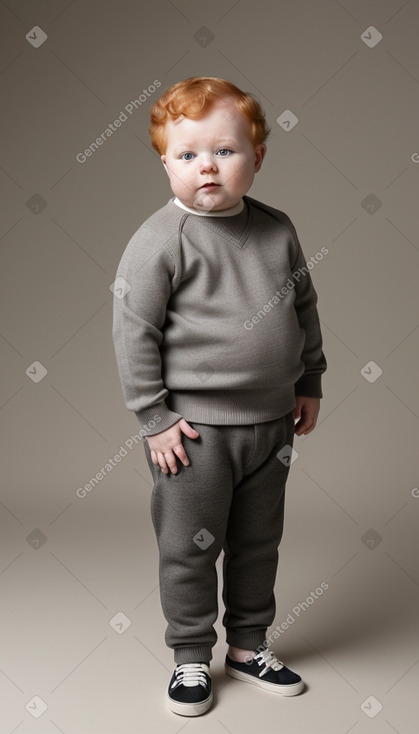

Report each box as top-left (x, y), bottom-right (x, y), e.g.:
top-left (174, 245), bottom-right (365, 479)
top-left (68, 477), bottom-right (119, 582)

top-left (176, 181), bottom-right (194, 203)
top-left (230, 157), bottom-right (253, 181)
top-left (172, 166), bottom-right (194, 192)
top-left (227, 166), bottom-right (253, 193)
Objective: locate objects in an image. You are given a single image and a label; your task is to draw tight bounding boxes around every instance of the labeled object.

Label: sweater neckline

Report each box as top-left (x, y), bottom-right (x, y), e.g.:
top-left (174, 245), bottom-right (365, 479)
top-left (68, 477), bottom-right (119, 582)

top-left (168, 195), bottom-right (253, 249)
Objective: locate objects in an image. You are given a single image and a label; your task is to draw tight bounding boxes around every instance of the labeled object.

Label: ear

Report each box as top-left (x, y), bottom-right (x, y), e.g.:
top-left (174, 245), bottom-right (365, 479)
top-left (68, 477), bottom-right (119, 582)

top-left (254, 144), bottom-right (266, 173)
top-left (161, 154), bottom-right (169, 175)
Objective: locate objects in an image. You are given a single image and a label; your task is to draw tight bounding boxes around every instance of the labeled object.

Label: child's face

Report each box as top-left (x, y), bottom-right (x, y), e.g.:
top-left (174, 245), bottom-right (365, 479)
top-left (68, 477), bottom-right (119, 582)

top-left (160, 97), bottom-right (266, 211)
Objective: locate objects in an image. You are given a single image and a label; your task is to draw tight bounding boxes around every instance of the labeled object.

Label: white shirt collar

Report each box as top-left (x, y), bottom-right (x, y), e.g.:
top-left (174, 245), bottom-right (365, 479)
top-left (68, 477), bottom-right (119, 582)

top-left (173, 196), bottom-right (245, 217)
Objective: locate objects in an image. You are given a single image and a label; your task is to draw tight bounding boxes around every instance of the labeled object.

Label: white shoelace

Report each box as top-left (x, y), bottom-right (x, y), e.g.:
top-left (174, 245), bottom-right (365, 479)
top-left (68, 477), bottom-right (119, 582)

top-left (171, 662), bottom-right (210, 690)
top-left (253, 649), bottom-right (284, 678)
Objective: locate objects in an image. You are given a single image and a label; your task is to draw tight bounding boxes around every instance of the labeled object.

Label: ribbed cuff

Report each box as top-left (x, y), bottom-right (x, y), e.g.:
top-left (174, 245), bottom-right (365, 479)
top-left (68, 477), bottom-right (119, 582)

top-left (174, 645), bottom-right (213, 664)
top-left (294, 372), bottom-right (323, 398)
top-left (135, 402), bottom-right (183, 436)
top-left (225, 628), bottom-right (268, 651)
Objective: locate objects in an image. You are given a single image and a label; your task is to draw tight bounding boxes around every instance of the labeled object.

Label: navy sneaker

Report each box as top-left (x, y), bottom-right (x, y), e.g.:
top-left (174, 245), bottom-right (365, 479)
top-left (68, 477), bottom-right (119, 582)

top-left (167, 662), bottom-right (212, 716)
top-left (225, 649), bottom-right (304, 696)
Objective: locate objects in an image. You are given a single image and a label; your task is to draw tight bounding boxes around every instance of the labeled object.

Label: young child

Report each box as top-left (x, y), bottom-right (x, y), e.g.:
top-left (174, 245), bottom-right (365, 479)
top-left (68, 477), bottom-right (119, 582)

top-left (112, 76), bottom-right (327, 717)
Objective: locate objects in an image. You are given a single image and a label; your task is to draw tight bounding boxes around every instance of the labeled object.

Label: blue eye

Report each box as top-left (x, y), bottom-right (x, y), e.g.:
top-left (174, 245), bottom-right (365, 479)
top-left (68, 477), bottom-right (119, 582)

top-left (180, 149), bottom-right (232, 160)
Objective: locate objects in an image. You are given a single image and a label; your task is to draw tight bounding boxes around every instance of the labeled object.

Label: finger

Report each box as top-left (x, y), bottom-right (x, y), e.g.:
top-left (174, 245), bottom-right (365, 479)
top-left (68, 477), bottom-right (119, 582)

top-left (164, 451), bottom-right (178, 475)
top-left (180, 420), bottom-right (200, 438)
top-left (157, 452), bottom-right (169, 474)
top-left (295, 419), bottom-right (309, 435)
top-left (173, 445), bottom-right (190, 466)
top-left (299, 418), bottom-right (316, 435)
top-left (150, 450), bottom-right (159, 466)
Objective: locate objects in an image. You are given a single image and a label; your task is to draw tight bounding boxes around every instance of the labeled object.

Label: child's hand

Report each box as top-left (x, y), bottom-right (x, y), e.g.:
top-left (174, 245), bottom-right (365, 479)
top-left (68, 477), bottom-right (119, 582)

top-left (293, 396), bottom-right (320, 436)
top-left (146, 418), bottom-right (199, 475)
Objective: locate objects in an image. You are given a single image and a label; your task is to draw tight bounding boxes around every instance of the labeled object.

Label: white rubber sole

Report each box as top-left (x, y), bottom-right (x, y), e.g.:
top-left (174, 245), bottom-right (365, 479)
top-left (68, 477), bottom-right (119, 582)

top-left (225, 664), bottom-right (304, 696)
top-left (166, 691), bottom-right (213, 716)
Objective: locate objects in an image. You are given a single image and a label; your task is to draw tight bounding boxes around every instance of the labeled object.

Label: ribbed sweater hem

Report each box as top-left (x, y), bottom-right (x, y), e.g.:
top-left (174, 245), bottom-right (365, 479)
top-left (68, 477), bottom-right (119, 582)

top-left (166, 388), bottom-right (296, 425)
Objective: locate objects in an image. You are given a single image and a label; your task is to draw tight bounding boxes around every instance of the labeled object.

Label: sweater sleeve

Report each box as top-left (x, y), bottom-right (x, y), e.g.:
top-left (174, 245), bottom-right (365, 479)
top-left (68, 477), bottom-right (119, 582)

top-left (112, 226), bottom-right (183, 436)
top-left (288, 224), bottom-right (327, 399)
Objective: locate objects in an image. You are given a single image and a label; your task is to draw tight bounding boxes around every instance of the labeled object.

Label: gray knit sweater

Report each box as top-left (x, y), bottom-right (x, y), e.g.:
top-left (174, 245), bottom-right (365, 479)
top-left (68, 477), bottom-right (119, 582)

top-left (112, 195), bottom-right (327, 436)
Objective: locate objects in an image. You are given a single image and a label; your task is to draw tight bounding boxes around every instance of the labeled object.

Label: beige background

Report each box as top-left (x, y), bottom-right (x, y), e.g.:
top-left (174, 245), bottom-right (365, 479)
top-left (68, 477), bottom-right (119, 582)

top-left (1, 0), bottom-right (419, 732)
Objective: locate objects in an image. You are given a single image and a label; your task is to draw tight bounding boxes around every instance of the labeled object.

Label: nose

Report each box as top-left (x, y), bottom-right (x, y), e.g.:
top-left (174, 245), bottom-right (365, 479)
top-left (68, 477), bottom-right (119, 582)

top-left (199, 154), bottom-right (218, 173)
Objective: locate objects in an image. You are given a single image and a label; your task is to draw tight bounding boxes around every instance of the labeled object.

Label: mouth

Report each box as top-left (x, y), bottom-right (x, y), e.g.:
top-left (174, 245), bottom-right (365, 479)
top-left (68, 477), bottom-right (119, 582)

top-left (200, 183), bottom-right (220, 189)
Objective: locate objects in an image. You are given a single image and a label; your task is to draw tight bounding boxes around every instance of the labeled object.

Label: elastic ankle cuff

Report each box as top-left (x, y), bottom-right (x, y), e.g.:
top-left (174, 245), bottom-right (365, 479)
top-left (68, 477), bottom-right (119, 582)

top-left (226, 629), bottom-right (267, 651)
top-left (174, 645), bottom-right (213, 664)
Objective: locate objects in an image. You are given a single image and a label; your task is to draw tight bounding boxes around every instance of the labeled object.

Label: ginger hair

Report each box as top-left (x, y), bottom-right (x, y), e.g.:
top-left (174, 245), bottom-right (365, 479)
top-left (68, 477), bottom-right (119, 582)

top-left (149, 76), bottom-right (270, 155)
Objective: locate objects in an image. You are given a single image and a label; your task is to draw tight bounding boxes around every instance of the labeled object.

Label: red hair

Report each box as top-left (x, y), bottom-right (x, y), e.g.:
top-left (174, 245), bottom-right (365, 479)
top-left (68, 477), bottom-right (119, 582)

top-left (149, 76), bottom-right (270, 155)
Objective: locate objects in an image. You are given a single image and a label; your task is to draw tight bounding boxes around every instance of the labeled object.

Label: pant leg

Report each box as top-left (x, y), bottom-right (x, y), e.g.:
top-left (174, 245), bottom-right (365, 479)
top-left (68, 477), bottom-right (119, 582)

top-left (142, 423), bottom-right (242, 664)
top-left (142, 412), bottom-right (295, 664)
top-left (222, 410), bottom-right (295, 651)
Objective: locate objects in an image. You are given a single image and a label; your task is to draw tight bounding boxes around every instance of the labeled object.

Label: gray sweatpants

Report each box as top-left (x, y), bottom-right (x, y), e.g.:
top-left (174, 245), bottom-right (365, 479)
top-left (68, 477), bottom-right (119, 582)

top-left (143, 410), bottom-right (295, 665)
